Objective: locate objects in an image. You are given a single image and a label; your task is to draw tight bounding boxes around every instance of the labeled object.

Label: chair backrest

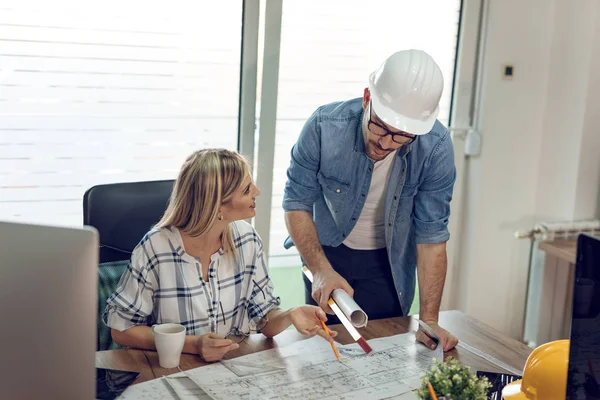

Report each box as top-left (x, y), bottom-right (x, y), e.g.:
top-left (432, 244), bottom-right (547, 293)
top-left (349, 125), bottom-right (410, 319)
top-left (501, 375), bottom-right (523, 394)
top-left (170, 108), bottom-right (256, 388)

top-left (97, 260), bottom-right (129, 351)
top-left (83, 180), bottom-right (175, 263)
top-left (284, 235), bottom-right (295, 249)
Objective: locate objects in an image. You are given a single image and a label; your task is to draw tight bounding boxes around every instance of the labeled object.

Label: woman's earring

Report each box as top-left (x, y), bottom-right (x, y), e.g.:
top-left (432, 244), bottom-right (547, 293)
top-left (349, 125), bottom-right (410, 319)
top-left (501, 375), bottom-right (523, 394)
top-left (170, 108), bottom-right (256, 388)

top-left (218, 215), bottom-right (224, 221)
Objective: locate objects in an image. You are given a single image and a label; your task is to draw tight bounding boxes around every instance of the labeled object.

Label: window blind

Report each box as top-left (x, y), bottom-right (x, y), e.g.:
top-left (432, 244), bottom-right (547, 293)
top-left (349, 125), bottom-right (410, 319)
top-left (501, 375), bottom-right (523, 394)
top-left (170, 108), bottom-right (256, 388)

top-left (0, 0), bottom-right (242, 227)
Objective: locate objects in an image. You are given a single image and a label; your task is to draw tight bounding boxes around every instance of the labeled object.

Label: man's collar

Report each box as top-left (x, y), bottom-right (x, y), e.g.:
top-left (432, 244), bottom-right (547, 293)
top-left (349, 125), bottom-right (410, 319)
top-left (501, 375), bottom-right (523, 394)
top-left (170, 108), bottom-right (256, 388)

top-left (353, 107), bottom-right (367, 153)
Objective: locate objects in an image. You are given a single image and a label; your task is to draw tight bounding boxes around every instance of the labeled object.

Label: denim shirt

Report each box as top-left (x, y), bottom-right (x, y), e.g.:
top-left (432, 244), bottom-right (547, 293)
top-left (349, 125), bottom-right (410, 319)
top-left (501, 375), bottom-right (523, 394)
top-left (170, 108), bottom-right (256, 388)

top-left (282, 98), bottom-right (456, 313)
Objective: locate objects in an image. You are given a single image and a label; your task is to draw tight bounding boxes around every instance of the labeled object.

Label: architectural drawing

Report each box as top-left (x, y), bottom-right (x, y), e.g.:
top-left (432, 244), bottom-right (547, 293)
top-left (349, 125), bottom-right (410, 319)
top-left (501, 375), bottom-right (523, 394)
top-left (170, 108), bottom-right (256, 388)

top-left (119, 375), bottom-right (212, 400)
top-left (118, 332), bottom-right (441, 400)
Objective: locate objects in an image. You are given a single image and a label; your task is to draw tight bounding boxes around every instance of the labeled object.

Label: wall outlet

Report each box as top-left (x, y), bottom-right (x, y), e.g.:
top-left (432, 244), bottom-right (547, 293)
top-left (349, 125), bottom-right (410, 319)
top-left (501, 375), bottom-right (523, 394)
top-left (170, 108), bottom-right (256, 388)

top-left (502, 64), bottom-right (514, 80)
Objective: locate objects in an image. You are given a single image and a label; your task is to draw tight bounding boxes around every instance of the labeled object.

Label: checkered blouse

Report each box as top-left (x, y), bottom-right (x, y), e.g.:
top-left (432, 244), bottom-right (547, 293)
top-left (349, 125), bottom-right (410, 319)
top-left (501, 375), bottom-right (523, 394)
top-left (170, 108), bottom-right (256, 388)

top-left (103, 221), bottom-right (281, 337)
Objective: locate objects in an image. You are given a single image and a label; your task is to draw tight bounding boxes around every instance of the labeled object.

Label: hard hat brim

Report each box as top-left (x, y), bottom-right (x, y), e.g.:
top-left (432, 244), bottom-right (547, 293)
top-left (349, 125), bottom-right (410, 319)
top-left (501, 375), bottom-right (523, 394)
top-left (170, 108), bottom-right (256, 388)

top-left (501, 379), bottom-right (528, 400)
top-left (369, 73), bottom-right (439, 135)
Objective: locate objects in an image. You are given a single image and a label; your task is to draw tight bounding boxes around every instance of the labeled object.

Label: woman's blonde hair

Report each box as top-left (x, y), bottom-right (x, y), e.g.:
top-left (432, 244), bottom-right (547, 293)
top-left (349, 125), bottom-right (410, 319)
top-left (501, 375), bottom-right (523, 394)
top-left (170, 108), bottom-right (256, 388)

top-left (156, 148), bottom-right (251, 256)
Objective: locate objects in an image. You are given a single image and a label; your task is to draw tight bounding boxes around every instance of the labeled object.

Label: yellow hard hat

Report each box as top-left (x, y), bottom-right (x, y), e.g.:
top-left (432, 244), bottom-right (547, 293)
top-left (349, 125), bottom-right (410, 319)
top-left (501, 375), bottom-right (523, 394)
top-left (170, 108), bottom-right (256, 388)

top-left (502, 339), bottom-right (569, 400)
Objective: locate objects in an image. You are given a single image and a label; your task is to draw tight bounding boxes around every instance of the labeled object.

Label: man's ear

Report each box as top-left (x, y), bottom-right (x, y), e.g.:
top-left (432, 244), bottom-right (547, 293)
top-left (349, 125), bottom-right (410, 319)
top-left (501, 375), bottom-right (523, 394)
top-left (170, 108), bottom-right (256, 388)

top-left (362, 88), bottom-right (371, 109)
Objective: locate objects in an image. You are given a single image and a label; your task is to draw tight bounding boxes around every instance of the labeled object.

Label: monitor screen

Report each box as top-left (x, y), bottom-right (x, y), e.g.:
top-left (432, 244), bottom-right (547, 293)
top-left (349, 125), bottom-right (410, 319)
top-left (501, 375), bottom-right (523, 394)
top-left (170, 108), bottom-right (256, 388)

top-left (566, 234), bottom-right (600, 399)
top-left (0, 221), bottom-right (98, 399)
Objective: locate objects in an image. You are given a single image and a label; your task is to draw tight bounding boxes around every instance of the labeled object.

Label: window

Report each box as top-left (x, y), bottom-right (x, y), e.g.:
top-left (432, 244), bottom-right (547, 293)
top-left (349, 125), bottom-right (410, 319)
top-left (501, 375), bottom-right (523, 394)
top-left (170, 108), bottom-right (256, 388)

top-left (0, 1), bottom-right (467, 269)
top-left (0, 0), bottom-right (243, 226)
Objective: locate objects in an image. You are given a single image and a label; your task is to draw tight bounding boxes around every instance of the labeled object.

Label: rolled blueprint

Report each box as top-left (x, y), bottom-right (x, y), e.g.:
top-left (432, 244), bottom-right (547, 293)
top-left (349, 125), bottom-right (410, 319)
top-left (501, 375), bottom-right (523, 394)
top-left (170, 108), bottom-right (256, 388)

top-left (301, 266), bottom-right (369, 328)
top-left (330, 288), bottom-right (368, 328)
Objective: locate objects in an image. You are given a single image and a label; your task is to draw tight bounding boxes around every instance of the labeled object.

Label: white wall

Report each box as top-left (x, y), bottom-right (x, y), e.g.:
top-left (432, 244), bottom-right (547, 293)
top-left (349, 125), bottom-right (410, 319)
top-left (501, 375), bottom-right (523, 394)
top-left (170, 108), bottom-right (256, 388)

top-left (536, 0), bottom-right (600, 221)
top-left (454, 0), bottom-right (600, 339)
top-left (598, 187), bottom-right (600, 218)
top-left (575, 7), bottom-right (600, 221)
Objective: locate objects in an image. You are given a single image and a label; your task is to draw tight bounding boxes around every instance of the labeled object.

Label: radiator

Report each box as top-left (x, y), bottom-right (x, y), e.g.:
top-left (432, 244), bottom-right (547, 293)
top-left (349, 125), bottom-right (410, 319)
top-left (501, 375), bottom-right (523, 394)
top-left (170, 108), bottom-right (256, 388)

top-left (516, 219), bottom-right (600, 347)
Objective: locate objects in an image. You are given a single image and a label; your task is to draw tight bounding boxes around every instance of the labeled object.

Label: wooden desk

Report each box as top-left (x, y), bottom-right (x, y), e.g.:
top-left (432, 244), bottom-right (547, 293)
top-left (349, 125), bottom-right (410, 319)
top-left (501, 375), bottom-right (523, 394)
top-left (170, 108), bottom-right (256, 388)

top-left (539, 240), bottom-right (577, 264)
top-left (96, 310), bottom-right (531, 385)
top-left (535, 240), bottom-right (576, 345)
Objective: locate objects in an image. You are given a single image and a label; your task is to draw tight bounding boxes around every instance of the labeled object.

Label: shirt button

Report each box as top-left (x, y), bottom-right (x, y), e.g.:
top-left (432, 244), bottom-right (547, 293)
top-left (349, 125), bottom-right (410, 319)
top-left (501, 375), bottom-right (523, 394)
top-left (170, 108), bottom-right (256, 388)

top-left (394, 196), bottom-right (398, 200)
top-left (388, 223), bottom-right (392, 227)
top-left (352, 217), bottom-right (356, 221)
top-left (398, 292), bottom-right (403, 296)
top-left (361, 193), bottom-right (366, 197)
top-left (368, 167), bottom-right (372, 172)
top-left (336, 189), bottom-right (341, 193)
top-left (342, 234), bottom-right (346, 238)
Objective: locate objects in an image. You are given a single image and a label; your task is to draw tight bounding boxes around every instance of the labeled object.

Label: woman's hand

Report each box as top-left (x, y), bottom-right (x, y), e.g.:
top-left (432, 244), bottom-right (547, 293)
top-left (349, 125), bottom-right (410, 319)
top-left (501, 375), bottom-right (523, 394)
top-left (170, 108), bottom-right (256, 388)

top-left (289, 305), bottom-right (338, 342)
top-left (195, 333), bottom-right (239, 362)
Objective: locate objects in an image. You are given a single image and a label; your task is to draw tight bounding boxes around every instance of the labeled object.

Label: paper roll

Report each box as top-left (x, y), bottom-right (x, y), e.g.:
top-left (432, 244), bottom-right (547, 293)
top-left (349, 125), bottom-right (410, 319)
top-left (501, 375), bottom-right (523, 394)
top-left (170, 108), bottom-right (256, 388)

top-left (301, 266), bottom-right (369, 328)
top-left (331, 288), bottom-right (368, 328)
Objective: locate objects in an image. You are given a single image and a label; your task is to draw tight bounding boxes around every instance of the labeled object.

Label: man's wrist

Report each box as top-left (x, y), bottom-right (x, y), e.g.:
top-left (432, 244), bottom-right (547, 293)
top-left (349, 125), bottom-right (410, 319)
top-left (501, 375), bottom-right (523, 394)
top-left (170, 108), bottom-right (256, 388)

top-left (419, 313), bottom-right (439, 324)
top-left (307, 260), bottom-right (333, 274)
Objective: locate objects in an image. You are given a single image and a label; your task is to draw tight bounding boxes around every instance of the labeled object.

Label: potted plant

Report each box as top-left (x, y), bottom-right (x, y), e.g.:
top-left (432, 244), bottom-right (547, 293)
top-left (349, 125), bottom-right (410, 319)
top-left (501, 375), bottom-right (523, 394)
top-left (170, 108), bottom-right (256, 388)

top-left (416, 357), bottom-right (492, 400)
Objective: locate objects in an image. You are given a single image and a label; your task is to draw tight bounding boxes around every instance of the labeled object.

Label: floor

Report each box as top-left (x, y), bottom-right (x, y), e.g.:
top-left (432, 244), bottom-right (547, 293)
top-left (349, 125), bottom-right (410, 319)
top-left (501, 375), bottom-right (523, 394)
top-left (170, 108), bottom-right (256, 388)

top-left (269, 267), bottom-right (420, 318)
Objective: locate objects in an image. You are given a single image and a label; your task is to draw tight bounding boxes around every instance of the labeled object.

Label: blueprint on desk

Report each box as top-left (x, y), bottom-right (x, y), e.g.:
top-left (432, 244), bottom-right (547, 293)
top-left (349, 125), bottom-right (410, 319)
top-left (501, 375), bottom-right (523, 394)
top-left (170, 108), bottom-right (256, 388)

top-left (118, 332), bottom-right (442, 400)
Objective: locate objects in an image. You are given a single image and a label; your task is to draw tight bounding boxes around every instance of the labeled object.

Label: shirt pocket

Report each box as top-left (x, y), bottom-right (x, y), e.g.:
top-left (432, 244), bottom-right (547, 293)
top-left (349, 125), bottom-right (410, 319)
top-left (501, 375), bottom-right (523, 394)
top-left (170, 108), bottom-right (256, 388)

top-left (317, 171), bottom-right (351, 214)
top-left (400, 182), bottom-right (418, 198)
top-left (397, 182), bottom-right (417, 221)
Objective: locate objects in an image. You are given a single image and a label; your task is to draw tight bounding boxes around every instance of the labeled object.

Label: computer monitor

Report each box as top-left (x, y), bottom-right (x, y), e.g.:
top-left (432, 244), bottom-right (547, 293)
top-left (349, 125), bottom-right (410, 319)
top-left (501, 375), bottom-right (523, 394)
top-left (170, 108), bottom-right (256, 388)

top-left (566, 233), bottom-right (600, 398)
top-left (0, 221), bottom-right (99, 399)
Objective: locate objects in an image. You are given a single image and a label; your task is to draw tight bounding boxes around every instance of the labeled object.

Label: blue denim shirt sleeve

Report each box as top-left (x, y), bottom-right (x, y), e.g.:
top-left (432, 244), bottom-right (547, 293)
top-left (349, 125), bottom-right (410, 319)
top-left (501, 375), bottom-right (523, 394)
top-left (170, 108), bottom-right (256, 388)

top-left (282, 108), bottom-right (323, 213)
top-left (413, 131), bottom-right (456, 244)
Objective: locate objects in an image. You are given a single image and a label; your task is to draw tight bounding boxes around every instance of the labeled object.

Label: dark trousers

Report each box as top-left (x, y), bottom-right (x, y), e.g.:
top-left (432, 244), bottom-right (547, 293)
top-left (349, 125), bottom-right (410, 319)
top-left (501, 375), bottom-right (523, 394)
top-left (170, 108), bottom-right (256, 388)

top-left (303, 244), bottom-right (403, 325)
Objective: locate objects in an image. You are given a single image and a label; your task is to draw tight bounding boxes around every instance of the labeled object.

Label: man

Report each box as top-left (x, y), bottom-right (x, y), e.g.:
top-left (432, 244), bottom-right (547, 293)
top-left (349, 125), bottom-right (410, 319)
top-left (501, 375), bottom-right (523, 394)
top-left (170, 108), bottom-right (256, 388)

top-left (282, 49), bottom-right (458, 352)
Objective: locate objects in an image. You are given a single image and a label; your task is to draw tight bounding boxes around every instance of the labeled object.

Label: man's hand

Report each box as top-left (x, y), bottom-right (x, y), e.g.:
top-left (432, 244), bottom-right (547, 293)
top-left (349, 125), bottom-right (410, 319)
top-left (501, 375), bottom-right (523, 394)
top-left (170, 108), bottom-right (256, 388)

top-left (285, 211), bottom-right (353, 313)
top-left (415, 320), bottom-right (458, 352)
top-left (195, 333), bottom-right (239, 362)
top-left (289, 306), bottom-right (338, 342)
top-left (312, 268), bottom-right (354, 313)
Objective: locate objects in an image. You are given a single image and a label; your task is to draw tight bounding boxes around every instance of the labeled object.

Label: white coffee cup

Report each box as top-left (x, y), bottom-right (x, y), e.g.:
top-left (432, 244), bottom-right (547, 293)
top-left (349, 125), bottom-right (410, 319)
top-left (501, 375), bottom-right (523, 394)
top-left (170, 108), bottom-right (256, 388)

top-left (152, 323), bottom-right (186, 368)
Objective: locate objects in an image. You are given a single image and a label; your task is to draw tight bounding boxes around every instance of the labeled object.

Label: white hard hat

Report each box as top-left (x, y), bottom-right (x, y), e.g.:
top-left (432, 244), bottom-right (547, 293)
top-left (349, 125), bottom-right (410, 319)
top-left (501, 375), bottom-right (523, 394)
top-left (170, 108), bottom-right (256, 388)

top-left (368, 49), bottom-right (444, 135)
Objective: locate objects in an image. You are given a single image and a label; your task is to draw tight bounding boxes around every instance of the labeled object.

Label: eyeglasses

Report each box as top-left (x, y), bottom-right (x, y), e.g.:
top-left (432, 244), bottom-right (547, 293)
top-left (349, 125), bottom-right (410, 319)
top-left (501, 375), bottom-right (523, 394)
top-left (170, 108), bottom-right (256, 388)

top-left (225, 316), bottom-right (268, 344)
top-left (368, 103), bottom-right (416, 145)
top-left (221, 279), bottom-right (268, 344)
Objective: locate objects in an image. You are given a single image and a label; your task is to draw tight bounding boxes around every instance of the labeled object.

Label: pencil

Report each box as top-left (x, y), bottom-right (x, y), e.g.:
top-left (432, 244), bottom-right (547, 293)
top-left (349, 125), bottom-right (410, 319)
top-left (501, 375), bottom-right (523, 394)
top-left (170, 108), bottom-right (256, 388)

top-left (427, 381), bottom-right (438, 400)
top-left (319, 320), bottom-right (341, 361)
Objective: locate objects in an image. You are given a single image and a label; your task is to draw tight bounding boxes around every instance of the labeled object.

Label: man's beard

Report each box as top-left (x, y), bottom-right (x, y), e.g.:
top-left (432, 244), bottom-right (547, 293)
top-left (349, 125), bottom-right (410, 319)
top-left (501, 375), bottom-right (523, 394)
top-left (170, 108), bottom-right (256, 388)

top-left (369, 141), bottom-right (392, 159)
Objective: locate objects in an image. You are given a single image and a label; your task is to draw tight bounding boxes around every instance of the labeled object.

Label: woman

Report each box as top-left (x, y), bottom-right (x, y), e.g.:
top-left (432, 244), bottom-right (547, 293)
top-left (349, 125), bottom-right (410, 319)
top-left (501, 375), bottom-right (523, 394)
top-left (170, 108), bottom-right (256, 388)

top-left (103, 148), bottom-right (336, 362)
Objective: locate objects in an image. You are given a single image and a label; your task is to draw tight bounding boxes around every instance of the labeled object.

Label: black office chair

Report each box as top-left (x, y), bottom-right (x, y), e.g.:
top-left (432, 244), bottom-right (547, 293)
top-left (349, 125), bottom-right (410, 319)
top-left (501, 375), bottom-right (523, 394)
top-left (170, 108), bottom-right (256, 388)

top-left (283, 235), bottom-right (295, 250)
top-left (84, 179), bottom-right (174, 351)
top-left (83, 180), bottom-right (175, 263)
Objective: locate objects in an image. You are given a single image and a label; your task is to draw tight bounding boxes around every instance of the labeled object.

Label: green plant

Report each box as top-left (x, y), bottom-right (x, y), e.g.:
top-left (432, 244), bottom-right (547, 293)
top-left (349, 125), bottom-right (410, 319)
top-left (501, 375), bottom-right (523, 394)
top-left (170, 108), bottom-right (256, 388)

top-left (416, 357), bottom-right (492, 400)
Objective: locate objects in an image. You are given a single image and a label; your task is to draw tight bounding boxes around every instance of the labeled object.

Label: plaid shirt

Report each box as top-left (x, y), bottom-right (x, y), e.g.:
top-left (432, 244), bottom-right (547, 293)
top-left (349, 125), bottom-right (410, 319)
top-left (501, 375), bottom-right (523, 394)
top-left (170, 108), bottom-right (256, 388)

top-left (103, 221), bottom-right (281, 337)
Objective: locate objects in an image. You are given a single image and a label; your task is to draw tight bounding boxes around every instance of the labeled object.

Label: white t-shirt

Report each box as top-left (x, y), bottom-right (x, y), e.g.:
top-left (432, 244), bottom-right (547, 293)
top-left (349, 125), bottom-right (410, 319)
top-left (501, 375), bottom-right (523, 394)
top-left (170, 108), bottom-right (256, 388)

top-left (343, 151), bottom-right (397, 250)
